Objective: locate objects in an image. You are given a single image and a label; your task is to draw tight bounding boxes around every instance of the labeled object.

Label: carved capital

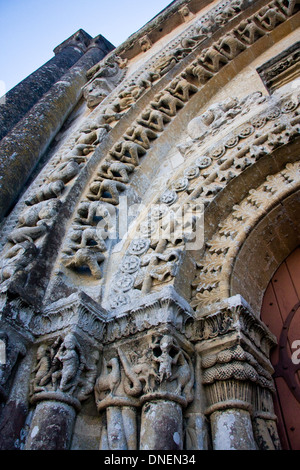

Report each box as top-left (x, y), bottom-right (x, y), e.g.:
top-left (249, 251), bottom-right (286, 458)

top-left (30, 331), bottom-right (100, 411)
top-left (33, 291), bottom-right (107, 341)
top-left (95, 329), bottom-right (195, 411)
top-left (188, 295), bottom-right (276, 408)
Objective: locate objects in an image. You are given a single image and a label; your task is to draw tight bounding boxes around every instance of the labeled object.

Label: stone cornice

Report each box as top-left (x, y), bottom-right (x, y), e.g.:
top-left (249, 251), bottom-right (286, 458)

top-left (104, 285), bottom-right (194, 344)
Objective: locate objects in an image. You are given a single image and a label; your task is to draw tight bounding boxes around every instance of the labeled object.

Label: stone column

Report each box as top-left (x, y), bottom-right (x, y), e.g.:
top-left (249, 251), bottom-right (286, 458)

top-left (210, 408), bottom-right (256, 450)
top-left (95, 287), bottom-right (195, 450)
top-left (95, 352), bottom-right (140, 450)
top-left (24, 400), bottom-right (76, 450)
top-left (0, 347), bottom-right (34, 450)
top-left (0, 34), bottom-right (114, 221)
top-left (189, 295), bottom-right (280, 451)
top-left (140, 400), bottom-right (183, 450)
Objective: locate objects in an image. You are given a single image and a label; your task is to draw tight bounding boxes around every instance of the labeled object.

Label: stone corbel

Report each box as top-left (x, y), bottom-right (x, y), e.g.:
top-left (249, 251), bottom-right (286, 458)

top-left (139, 35), bottom-right (153, 53)
top-left (188, 295), bottom-right (280, 450)
top-left (179, 5), bottom-right (194, 23)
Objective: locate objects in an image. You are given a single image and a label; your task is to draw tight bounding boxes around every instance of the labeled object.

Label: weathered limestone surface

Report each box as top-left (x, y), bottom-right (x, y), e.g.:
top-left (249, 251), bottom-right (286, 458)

top-left (0, 0), bottom-right (299, 451)
top-left (0, 34), bottom-right (114, 221)
top-left (0, 30), bottom-right (94, 142)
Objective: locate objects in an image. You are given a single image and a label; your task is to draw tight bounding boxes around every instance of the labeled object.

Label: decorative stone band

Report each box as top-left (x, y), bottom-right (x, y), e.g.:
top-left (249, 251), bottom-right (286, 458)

top-left (187, 294), bottom-right (276, 360)
top-left (96, 394), bottom-right (140, 412)
top-left (32, 291), bottom-right (107, 341)
top-left (104, 286), bottom-right (193, 344)
top-left (30, 390), bottom-right (82, 412)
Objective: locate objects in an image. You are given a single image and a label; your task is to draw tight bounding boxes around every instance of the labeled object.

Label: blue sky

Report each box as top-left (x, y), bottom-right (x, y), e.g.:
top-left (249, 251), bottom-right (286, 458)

top-left (0, 0), bottom-right (172, 94)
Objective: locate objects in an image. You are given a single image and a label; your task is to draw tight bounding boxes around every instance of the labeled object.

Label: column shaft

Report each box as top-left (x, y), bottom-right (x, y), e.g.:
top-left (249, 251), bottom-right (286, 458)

top-left (140, 400), bottom-right (183, 450)
top-left (25, 400), bottom-right (76, 450)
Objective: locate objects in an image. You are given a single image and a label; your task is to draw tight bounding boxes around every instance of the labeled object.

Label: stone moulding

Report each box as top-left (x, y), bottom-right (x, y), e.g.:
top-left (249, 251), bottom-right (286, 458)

top-left (30, 390), bottom-right (82, 412)
top-left (257, 40), bottom-right (300, 92)
top-left (35, 291), bottom-right (107, 341)
top-left (104, 286), bottom-right (194, 344)
top-left (189, 294), bottom-right (277, 363)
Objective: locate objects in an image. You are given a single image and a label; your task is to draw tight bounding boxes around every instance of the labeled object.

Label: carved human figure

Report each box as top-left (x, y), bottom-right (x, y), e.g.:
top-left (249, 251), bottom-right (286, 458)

top-left (77, 349), bottom-right (100, 402)
top-left (7, 222), bottom-right (49, 245)
top-left (18, 199), bottom-right (61, 228)
top-left (255, 3), bottom-right (286, 30)
top-left (62, 226), bottom-right (107, 279)
top-left (144, 249), bottom-right (182, 283)
top-left (150, 91), bottom-right (184, 117)
top-left (136, 108), bottom-right (171, 132)
top-left (124, 124), bottom-right (158, 149)
top-left (97, 160), bottom-right (135, 183)
top-left (277, 0), bottom-right (300, 17)
top-left (216, 33), bottom-right (247, 59)
top-left (24, 180), bottom-right (65, 206)
top-left (234, 18), bottom-right (266, 44)
top-left (88, 179), bottom-right (127, 205)
top-left (51, 333), bottom-right (82, 393)
top-left (199, 46), bottom-right (229, 72)
top-left (185, 60), bottom-right (214, 84)
top-left (74, 201), bottom-right (110, 226)
top-left (109, 140), bottom-right (146, 166)
top-left (166, 75), bottom-right (198, 102)
top-left (30, 344), bottom-right (52, 394)
top-left (152, 335), bottom-right (194, 400)
top-left (187, 96), bottom-right (240, 140)
top-left (0, 241), bottom-right (38, 281)
top-left (62, 125), bottom-right (110, 163)
top-left (48, 159), bottom-right (81, 184)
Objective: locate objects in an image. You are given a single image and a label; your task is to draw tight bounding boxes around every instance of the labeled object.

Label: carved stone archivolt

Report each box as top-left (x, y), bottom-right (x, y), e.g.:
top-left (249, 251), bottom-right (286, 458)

top-left (0, 0), bottom-right (299, 451)
top-left (0, 0), bottom-right (299, 297)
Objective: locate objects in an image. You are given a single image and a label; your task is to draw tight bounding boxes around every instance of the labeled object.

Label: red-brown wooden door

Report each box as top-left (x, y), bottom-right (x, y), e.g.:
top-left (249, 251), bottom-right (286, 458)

top-left (261, 246), bottom-right (300, 450)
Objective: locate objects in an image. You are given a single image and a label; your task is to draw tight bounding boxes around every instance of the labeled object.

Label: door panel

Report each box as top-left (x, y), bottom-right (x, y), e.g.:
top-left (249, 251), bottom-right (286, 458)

top-left (261, 247), bottom-right (300, 450)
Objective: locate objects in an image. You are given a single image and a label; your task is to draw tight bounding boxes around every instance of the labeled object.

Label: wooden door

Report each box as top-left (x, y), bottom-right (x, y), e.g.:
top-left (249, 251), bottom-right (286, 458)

top-left (261, 246), bottom-right (300, 450)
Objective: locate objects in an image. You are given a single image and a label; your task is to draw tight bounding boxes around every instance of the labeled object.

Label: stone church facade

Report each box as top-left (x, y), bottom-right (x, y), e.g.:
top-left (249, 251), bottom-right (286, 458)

top-left (0, 0), bottom-right (299, 451)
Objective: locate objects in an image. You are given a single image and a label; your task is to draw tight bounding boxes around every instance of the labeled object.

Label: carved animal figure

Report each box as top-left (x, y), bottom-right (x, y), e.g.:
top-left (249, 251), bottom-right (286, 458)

top-left (117, 347), bottom-right (159, 396)
top-left (7, 221), bottom-right (48, 244)
top-left (94, 357), bottom-right (121, 399)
